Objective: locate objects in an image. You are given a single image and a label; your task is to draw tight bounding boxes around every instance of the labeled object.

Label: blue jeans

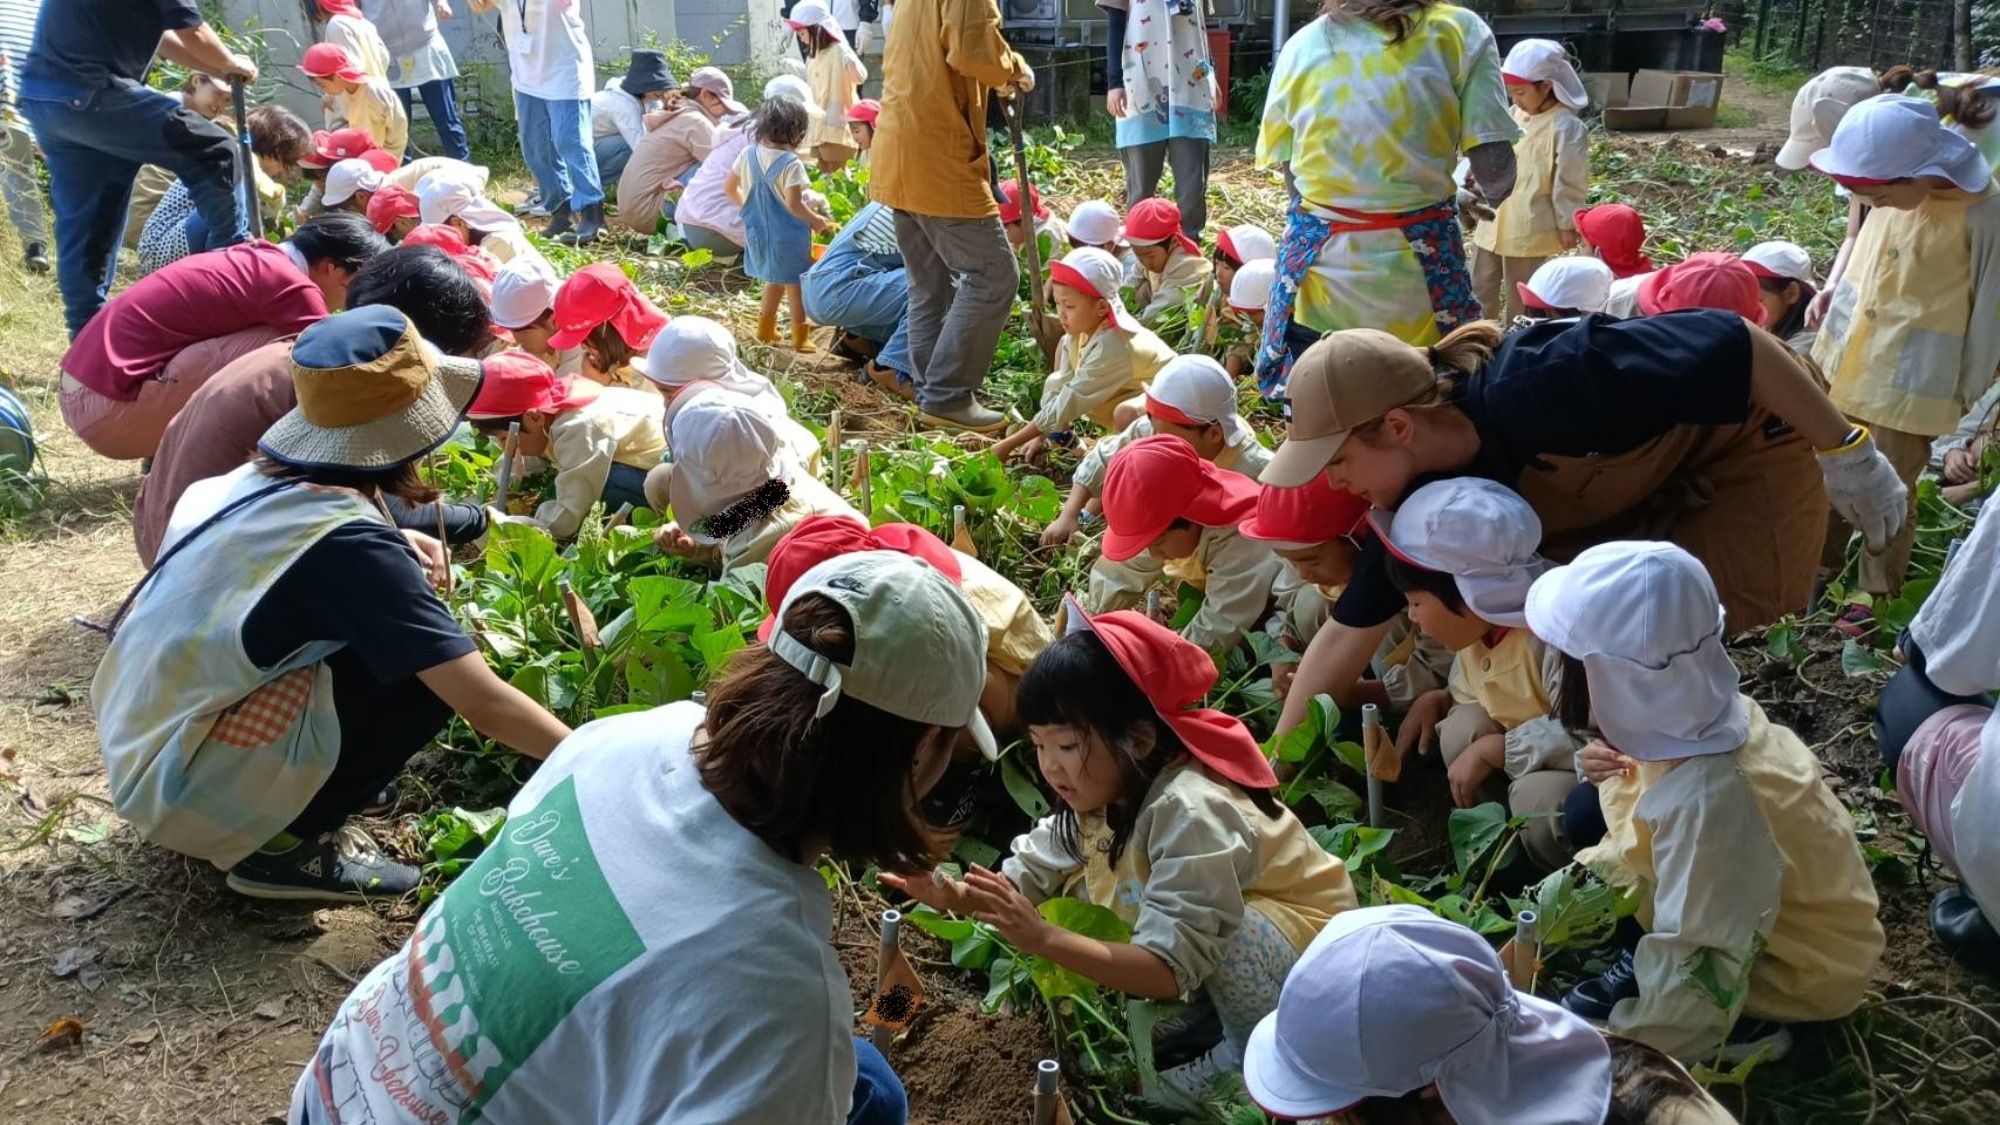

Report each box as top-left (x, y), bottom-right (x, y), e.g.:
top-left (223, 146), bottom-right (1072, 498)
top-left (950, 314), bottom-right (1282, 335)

top-left (850, 1037), bottom-right (907, 1125)
top-left (513, 92), bottom-right (602, 211)
top-left (397, 79), bottom-right (471, 161)
top-left (593, 134), bottom-right (633, 187)
top-left (21, 79), bottom-right (247, 338)
top-left (801, 250), bottom-right (912, 377)
top-left (602, 462), bottom-right (651, 513)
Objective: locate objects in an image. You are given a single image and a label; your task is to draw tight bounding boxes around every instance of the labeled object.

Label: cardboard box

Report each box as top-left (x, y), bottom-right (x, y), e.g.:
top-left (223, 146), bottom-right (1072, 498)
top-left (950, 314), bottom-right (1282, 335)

top-left (1603, 69), bottom-right (1726, 131)
top-left (1584, 72), bottom-right (1630, 110)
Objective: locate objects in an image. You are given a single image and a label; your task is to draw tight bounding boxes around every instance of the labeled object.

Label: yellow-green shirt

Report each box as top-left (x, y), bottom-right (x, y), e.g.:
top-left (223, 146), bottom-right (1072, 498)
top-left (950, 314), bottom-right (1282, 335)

top-left (1471, 105), bottom-right (1590, 258)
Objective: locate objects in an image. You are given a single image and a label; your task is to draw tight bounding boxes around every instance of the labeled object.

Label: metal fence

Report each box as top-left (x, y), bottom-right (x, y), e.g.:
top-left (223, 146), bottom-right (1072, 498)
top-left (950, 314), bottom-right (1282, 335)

top-left (1746, 0), bottom-right (1963, 71)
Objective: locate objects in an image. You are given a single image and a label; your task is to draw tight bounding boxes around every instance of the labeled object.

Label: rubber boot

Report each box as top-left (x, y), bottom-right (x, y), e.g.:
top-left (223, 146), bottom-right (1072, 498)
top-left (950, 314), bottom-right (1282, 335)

top-left (541, 202), bottom-right (575, 240)
top-left (791, 320), bottom-right (819, 354)
top-left (756, 310), bottom-right (780, 344)
top-left (563, 202), bottom-right (605, 244)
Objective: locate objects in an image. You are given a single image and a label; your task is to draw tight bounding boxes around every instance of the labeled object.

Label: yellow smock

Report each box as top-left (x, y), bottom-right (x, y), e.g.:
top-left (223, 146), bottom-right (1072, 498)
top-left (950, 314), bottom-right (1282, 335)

top-left (1034, 322), bottom-right (1175, 433)
top-left (1472, 105), bottom-right (1589, 258)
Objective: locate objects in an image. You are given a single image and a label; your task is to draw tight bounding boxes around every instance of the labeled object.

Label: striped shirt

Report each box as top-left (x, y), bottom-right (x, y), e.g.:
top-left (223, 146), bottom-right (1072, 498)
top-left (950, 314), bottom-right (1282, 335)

top-left (0, 0), bottom-right (40, 107)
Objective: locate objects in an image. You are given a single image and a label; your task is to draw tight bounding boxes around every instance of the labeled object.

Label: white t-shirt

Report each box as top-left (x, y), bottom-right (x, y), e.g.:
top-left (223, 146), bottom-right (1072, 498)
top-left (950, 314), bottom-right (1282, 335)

top-left (290, 703), bottom-right (856, 1124)
top-left (1604, 273), bottom-right (1649, 318)
top-left (499, 0), bottom-right (593, 101)
top-left (732, 144), bottom-right (811, 195)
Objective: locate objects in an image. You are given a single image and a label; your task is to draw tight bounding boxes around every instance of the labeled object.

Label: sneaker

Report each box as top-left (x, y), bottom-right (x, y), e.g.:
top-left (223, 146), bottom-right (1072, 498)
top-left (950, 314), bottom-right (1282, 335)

top-left (225, 825), bottom-right (420, 903)
top-left (1562, 948), bottom-right (1640, 1021)
top-left (920, 760), bottom-right (984, 830)
top-left (1149, 996), bottom-right (1224, 1070)
top-left (23, 242), bottom-right (49, 273)
top-left (918, 400), bottom-right (1007, 434)
top-left (1160, 1040), bottom-right (1241, 1100)
top-left (830, 331), bottom-right (876, 365)
top-left (358, 780), bottom-right (400, 818)
top-left (1717, 1018), bottom-right (1793, 1065)
top-left (1931, 887), bottom-right (2000, 969)
top-left (518, 190), bottom-right (550, 217)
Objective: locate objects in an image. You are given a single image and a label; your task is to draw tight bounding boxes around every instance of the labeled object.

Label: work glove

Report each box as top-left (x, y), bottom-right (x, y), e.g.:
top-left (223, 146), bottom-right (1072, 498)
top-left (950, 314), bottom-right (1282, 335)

top-left (1817, 425), bottom-right (1908, 551)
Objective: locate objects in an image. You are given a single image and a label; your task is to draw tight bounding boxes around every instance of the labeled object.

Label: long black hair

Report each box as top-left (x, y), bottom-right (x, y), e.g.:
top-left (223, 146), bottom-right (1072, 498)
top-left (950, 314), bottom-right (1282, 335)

top-left (1759, 275), bottom-right (1817, 343)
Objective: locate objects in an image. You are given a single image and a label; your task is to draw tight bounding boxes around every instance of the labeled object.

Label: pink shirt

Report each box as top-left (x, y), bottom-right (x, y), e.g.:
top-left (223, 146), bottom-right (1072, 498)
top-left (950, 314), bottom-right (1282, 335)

top-left (677, 125), bottom-right (751, 245)
top-left (63, 241), bottom-right (326, 402)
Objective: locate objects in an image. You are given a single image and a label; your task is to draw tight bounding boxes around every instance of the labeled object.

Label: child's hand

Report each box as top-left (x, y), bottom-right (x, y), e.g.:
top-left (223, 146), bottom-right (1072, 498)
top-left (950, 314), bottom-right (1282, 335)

top-left (1805, 287), bottom-right (1834, 329)
top-left (1943, 447), bottom-right (1979, 485)
top-left (653, 522), bottom-right (702, 558)
top-left (1040, 512), bottom-right (1079, 547)
top-left (1397, 689), bottom-right (1452, 757)
top-left (1558, 229), bottom-right (1581, 251)
top-left (879, 868), bottom-right (978, 915)
top-left (1450, 733), bottom-right (1505, 808)
top-left (961, 865), bottom-right (1051, 954)
top-left (1271, 661), bottom-right (1298, 701)
top-left (1579, 740), bottom-right (1637, 785)
top-left (1012, 435), bottom-right (1047, 464)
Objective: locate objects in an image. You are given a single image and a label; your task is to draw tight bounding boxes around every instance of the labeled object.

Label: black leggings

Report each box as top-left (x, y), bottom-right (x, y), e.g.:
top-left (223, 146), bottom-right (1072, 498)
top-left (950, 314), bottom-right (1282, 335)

top-left (1877, 632), bottom-right (1988, 772)
top-left (285, 647), bottom-right (454, 836)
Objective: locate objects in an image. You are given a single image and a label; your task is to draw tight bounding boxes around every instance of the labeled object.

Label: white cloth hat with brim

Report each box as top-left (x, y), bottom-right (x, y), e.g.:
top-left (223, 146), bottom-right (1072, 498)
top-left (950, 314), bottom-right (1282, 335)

top-left (1366, 477), bottom-right (1547, 628)
top-left (1525, 540), bottom-right (1750, 762)
top-left (1143, 354), bottom-right (1253, 447)
top-left (1243, 905), bottom-right (1613, 1124)
top-left (490, 256), bottom-right (560, 331)
top-left (1049, 247), bottom-right (1139, 332)
top-left (1518, 255), bottom-right (1614, 313)
top-left (1066, 199), bottom-right (1123, 247)
top-left (416, 173), bottom-right (518, 230)
top-left (1218, 223), bottom-right (1276, 265)
top-left (323, 158), bottom-right (386, 207)
top-left (259, 306), bottom-right (485, 471)
top-left (1776, 66), bottom-right (1882, 172)
top-left (1228, 258), bottom-right (1276, 313)
top-left (771, 551), bottom-right (997, 759)
top-left (665, 388), bottom-right (791, 545)
top-left (1810, 93), bottom-right (1992, 192)
top-left (1742, 240), bottom-right (1818, 286)
top-left (1501, 38), bottom-right (1588, 111)
top-left (784, 0), bottom-right (844, 39)
top-left (764, 73), bottom-right (814, 106)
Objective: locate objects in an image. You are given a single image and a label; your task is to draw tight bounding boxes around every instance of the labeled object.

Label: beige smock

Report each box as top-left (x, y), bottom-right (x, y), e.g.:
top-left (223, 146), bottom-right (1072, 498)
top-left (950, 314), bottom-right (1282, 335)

top-left (1472, 104), bottom-right (1588, 258)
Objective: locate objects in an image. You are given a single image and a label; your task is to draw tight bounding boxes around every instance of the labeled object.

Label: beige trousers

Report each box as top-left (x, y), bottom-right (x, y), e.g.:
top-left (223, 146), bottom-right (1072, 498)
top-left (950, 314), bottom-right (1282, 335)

top-left (1469, 247), bottom-right (1546, 323)
top-left (1437, 703), bottom-right (1578, 872)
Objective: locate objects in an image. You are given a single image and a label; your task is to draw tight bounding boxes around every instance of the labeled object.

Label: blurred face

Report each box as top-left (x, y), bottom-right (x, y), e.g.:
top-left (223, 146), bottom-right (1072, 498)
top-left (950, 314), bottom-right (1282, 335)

top-left (1148, 414), bottom-right (1226, 461)
top-left (257, 153), bottom-right (293, 182)
top-left (1005, 215), bottom-right (1031, 249)
top-left (1848, 177), bottom-right (1936, 210)
top-left (1147, 522), bottom-right (1204, 561)
top-left (1133, 240), bottom-right (1171, 274)
top-left (1323, 413), bottom-right (1421, 507)
top-left (1030, 724), bottom-right (1131, 815)
top-left (1278, 537), bottom-right (1361, 589)
top-left (388, 215), bottom-right (419, 241)
top-left (340, 189), bottom-right (371, 216)
top-left (1053, 284), bottom-right (1110, 337)
top-left (310, 75), bottom-right (354, 96)
top-left (186, 82), bottom-right (229, 118)
top-left (1404, 588), bottom-right (1489, 652)
top-left (1506, 79), bottom-right (1555, 113)
top-left (515, 411), bottom-right (552, 458)
top-left (694, 89), bottom-right (727, 119)
top-left (511, 309), bottom-right (557, 357)
top-left (1755, 279), bottom-right (1798, 328)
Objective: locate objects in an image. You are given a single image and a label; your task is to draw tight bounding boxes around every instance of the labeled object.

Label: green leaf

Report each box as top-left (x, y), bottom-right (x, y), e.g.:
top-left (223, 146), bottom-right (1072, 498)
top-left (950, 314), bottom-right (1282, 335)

top-left (691, 623), bottom-right (746, 678)
top-left (1000, 753), bottom-right (1051, 819)
top-left (1433, 893), bottom-right (1512, 935)
top-left (1840, 637), bottom-right (1885, 676)
top-left (1261, 693), bottom-right (1336, 764)
top-left (1310, 823), bottom-right (1395, 870)
top-left (1763, 619), bottom-right (1805, 664)
top-left (1013, 475), bottom-right (1062, 523)
top-left (952, 833), bottom-right (1001, 869)
top-left (1448, 803), bottom-right (1510, 876)
top-left (1507, 865), bottom-right (1638, 952)
top-left (1029, 900), bottom-right (1132, 999)
top-left (1294, 778), bottom-right (1364, 821)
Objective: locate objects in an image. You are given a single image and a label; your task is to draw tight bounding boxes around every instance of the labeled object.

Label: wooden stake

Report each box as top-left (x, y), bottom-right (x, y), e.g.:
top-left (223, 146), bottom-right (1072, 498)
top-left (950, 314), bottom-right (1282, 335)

top-left (1506, 910), bottom-right (1540, 990)
top-left (951, 504), bottom-right (977, 558)
top-left (828, 409), bottom-right (844, 487)
top-left (493, 422), bottom-right (522, 507)
top-left (856, 444), bottom-right (873, 518)
top-left (1363, 704), bottom-right (1386, 829)
top-left (1032, 1059), bottom-right (1061, 1125)
top-left (870, 909), bottom-right (901, 1051)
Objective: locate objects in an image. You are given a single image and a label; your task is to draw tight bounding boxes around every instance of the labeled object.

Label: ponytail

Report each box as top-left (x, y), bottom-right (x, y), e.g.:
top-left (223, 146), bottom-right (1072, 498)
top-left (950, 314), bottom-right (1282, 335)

top-left (1323, 0), bottom-right (1435, 42)
top-left (1427, 320), bottom-right (1503, 379)
top-left (1880, 65), bottom-right (1997, 129)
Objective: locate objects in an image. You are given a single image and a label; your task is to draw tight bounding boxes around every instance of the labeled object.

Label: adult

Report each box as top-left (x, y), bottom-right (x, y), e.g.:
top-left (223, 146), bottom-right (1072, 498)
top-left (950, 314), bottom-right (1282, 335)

top-left (1101, 0), bottom-right (1212, 238)
top-left (469, 0), bottom-right (603, 242)
top-left (800, 186), bottom-right (912, 394)
top-left (292, 551), bottom-right (988, 1123)
top-left (590, 49), bottom-right (677, 186)
top-left (870, 0), bottom-right (1034, 433)
top-left (18, 0), bottom-right (258, 337)
top-left (58, 211), bottom-right (386, 461)
top-left (134, 245), bottom-right (497, 566)
top-left (678, 74), bottom-right (807, 262)
top-left (136, 105), bottom-right (312, 276)
top-left (1258, 312), bottom-right (1908, 736)
top-left (0, 0), bottom-right (50, 273)
top-left (1252, 0), bottom-right (1519, 397)
top-left (94, 306), bottom-right (570, 901)
top-left (361, 0), bottom-right (469, 160)
top-left (612, 65), bottom-right (742, 236)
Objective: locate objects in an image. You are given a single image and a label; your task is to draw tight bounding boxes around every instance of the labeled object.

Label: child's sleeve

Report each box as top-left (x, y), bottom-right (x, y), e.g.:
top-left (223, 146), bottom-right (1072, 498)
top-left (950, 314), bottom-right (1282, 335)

top-left (1003, 816), bottom-right (1083, 906)
top-left (1551, 114), bottom-right (1591, 232)
top-left (1130, 785), bottom-right (1262, 997)
top-left (1032, 333), bottom-right (1130, 433)
top-left (1073, 417), bottom-right (1151, 495)
top-left (1500, 643), bottom-right (1588, 777)
top-left (841, 41), bottom-right (868, 85)
top-left (1957, 195), bottom-right (2000, 407)
top-left (534, 415), bottom-right (617, 541)
top-left (1181, 532), bottom-right (1283, 653)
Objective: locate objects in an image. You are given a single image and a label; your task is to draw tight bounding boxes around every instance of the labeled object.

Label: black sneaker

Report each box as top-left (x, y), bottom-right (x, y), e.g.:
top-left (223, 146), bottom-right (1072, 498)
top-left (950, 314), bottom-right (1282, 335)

top-left (24, 242), bottom-right (49, 273)
top-left (1563, 948), bottom-right (1640, 1021)
top-left (541, 202), bottom-right (575, 240)
top-left (225, 826), bottom-right (420, 903)
top-left (1149, 996), bottom-right (1223, 1070)
top-left (921, 761), bottom-right (984, 831)
top-left (1931, 887), bottom-right (2000, 969)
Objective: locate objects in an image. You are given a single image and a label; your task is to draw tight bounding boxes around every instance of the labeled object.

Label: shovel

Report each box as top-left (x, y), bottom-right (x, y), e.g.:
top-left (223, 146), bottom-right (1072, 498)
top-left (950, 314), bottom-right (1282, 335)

top-left (230, 77), bottom-right (263, 240)
top-left (1001, 96), bottom-right (1061, 367)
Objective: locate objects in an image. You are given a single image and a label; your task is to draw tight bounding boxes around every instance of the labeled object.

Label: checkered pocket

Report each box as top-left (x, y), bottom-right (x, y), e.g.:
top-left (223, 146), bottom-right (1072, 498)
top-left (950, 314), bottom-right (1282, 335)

top-left (208, 666), bottom-right (318, 748)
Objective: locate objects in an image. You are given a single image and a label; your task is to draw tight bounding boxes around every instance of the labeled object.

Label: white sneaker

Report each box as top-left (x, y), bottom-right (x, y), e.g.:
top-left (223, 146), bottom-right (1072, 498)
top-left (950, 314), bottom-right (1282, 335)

top-left (519, 192), bottom-right (552, 218)
top-left (1160, 1040), bottom-right (1242, 1100)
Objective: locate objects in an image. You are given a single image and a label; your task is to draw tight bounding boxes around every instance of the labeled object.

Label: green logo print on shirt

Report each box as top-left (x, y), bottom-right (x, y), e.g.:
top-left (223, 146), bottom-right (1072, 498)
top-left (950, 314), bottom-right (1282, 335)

top-left (406, 777), bottom-right (646, 1117)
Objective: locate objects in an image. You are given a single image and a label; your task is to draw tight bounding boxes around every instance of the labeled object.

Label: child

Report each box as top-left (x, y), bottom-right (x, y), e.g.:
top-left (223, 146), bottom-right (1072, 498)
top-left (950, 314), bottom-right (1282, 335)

top-left (1242, 905), bottom-right (1738, 1125)
top-left (490, 257), bottom-right (583, 376)
top-left (884, 601), bottom-right (1357, 1098)
top-left (298, 43), bottom-right (407, 157)
top-left (316, 0), bottom-right (391, 82)
top-left (546, 262), bottom-right (672, 390)
top-left (1635, 252), bottom-right (1767, 323)
top-left (364, 183), bottom-right (420, 241)
top-left (1573, 203), bottom-right (1654, 280)
top-left (1094, 434), bottom-right (1284, 655)
top-left (728, 96), bottom-right (837, 353)
top-left (1742, 240), bottom-right (1821, 356)
top-left (1376, 478), bottom-right (1582, 871)
top-left (1530, 541), bottom-right (1885, 1063)
top-left (1000, 179), bottom-right (1067, 258)
top-left (1222, 258), bottom-right (1275, 378)
top-left (1515, 255), bottom-right (1614, 322)
top-left (1045, 354), bottom-right (1269, 546)
top-left (399, 224), bottom-right (500, 296)
top-left (1067, 199), bottom-right (1143, 287)
top-left (1126, 197), bottom-right (1213, 324)
top-left (635, 315), bottom-right (823, 473)
top-left (1213, 223), bottom-right (1276, 298)
top-left (416, 173), bottom-right (544, 268)
top-left (991, 248), bottom-right (1176, 462)
top-left (1812, 94), bottom-right (2000, 604)
top-left (1471, 39), bottom-right (1589, 322)
top-left (644, 387), bottom-right (860, 572)
top-left (468, 349), bottom-right (665, 539)
top-left (784, 0), bottom-right (868, 172)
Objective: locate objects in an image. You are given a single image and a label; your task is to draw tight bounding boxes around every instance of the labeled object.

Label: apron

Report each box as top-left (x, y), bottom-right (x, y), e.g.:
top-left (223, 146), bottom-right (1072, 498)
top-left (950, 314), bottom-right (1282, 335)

top-left (1115, 0), bottom-right (1218, 148)
top-left (741, 148), bottom-right (813, 285)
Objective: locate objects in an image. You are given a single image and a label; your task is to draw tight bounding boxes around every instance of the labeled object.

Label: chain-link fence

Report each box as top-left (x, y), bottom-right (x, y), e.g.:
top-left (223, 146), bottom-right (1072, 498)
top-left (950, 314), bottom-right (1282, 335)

top-left (1746, 0), bottom-right (1978, 71)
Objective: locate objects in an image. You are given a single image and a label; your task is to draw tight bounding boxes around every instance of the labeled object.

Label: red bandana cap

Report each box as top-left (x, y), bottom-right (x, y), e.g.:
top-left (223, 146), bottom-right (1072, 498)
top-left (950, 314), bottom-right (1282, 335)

top-left (846, 98), bottom-right (882, 126)
top-left (318, 0), bottom-right (364, 16)
top-left (996, 179), bottom-right (1048, 225)
top-left (1636, 252), bottom-right (1767, 324)
top-left (1124, 197), bottom-right (1201, 257)
top-left (1100, 434), bottom-right (1260, 563)
top-left (401, 224), bottom-right (500, 290)
top-left (1061, 595), bottom-right (1280, 789)
top-left (466, 349), bottom-right (597, 419)
top-left (303, 128), bottom-right (396, 171)
top-left (1240, 476), bottom-right (1371, 550)
top-left (366, 184), bottom-right (421, 234)
top-left (547, 263), bottom-right (671, 352)
top-left (1571, 204), bottom-right (1653, 278)
top-left (300, 43), bottom-right (368, 83)
top-left (759, 515), bottom-right (965, 641)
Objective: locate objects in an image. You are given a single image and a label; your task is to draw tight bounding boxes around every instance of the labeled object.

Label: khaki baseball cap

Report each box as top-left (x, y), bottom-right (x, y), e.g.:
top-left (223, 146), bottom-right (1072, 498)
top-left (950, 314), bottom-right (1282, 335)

top-left (1262, 330), bottom-right (1436, 488)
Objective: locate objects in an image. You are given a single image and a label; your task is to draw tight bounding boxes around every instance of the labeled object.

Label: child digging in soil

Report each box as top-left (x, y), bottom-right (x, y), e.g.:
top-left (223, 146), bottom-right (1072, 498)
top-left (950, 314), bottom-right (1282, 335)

top-left (728, 95), bottom-right (837, 353)
top-left (884, 601), bottom-right (1357, 1101)
top-left (1223, 259), bottom-right (1274, 378)
top-left (1127, 198), bottom-right (1213, 325)
top-left (635, 315), bottom-right (824, 474)
top-left (1470, 39), bottom-right (1589, 321)
top-left (545, 263), bottom-right (672, 389)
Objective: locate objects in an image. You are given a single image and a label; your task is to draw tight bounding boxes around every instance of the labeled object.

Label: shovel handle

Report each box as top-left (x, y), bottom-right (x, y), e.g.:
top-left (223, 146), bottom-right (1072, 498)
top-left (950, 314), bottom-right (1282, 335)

top-left (1003, 97), bottom-right (1050, 340)
top-left (230, 77), bottom-right (263, 240)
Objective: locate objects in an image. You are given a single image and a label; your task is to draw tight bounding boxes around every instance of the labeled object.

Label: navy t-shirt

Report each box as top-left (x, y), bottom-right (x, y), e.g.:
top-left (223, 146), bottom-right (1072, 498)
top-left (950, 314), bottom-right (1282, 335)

top-left (23, 0), bottom-right (203, 91)
top-left (1332, 310), bottom-right (1757, 630)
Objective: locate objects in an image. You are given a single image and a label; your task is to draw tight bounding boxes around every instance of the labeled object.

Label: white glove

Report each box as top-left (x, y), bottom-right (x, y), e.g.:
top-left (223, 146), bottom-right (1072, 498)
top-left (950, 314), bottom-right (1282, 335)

top-left (1817, 426), bottom-right (1908, 551)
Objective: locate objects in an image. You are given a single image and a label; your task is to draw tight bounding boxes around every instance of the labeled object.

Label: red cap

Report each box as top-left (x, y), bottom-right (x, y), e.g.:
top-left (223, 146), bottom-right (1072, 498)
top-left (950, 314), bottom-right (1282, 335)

top-left (318, 0), bottom-right (364, 15)
top-left (996, 179), bottom-right (1047, 225)
top-left (1636, 252), bottom-right (1767, 325)
top-left (303, 128), bottom-right (394, 170)
top-left (1239, 476), bottom-right (1371, 547)
top-left (1571, 204), bottom-right (1653, 278)
top-left (1502, 72), bottom-right (1538, 87)
top-left (467, 349), bottom-right (597, 418)
top-left (547, 263), bottom-right (670, 352)
top-left (300, 43), bottom-right (368, 83)
top-left (1123, 197), bottom-right (1200, 257)
top-left (401, 223), bottom-right (499, 286)
top-left (1100, 435), bottom-right (1260, 562)
top-left (846, 99), bottom-right (882, 126)
top-left (366, 184), bottom-right (420, 234)
top-left (757, 515), bottom-right (965, 641)
top-left (1061, 596), bottom-right (1280, 789)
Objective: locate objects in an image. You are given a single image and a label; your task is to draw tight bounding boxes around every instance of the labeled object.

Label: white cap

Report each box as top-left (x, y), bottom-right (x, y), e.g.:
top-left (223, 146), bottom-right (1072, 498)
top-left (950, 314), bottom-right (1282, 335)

top-left (665, 390), bottom-right (790, 545)
top-left (1810, 93), bottom-right (1992, 192)
top-left (1049, 247), bottom-right (1138, 332)
top-left (1741, 240), bottom-right (1817, 286)
top-left (1067, 199), bottom-right (1123, 247)
top-left (1228, 258), bottom-right (1275, 312)
top-left (1501, 38), bottom-right (1588, 110)
top-left (634, 315), bottom-right (766, 393)
top-left (764, 73), bottom-right (813, 105)
top-left (1243, 905), bottom-right (1613, 1124)
top-left (1142, 355), bottom-right (1253, 448)
top-left (322, 158), bottom-right (385, 207)
top-left (1366, 478), bottom-right (1546, 628)
top-left (1517, 255), bottom-right (1613, 314)
top-left (1217, 223), bottom-right (1276, 265)
top-left (771, 551), bottom-right (996, 758)
top-left (489, 257), bottom-right (560, 331)
top-left (1525, 541), bottom-right (1750, 762)
top-left (1776, 66), bottom-right (1882, 171)
top-left (783, 0), bottom-right (843, 38)
top-left (416, 173), bottom-right (518, 230)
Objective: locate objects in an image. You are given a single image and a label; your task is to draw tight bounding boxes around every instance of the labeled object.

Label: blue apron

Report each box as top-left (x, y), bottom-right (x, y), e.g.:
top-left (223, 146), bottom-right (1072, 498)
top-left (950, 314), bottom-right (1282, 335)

top-left (741, 147), bottom-right (813, 285)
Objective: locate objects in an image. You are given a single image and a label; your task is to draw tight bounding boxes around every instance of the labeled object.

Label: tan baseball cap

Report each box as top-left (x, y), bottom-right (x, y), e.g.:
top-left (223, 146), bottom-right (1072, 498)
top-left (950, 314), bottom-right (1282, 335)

top-left (1262, 330), bottom-right (1435, 488)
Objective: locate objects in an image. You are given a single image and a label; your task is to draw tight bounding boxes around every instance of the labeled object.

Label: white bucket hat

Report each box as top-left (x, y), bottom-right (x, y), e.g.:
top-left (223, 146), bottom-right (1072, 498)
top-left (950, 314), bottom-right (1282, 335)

top-left (764, 73), bottom-right (814, 106)
top-left (1501, 39), bottom-right (1588, 111)
top-left (1243, 904), bottom-right (1613, 1123)
top-left (1810, 93), bottom-right (1992, 193)
top-left (1228, 258), bottom-right (1276, 313)
top-left (1367, 478), bottom-right (1547, 628)
top-left (783, 0), bottom-right (844, 40)
top-left (1776, 66), bottom-right (1883, 172)
top-left (665, 388), bottom-right (793, 545)
top-left (1049, 247), bottom-right (1139, 332)
top-left (1217, 223), bottom-right (1276, 266)
top-left (1143, 355), bottom-right (1252, 447)
top-left (1518, 255), bottom-right (1613, 313)
top-left (323, 157), bottom-right (386, 207)
top-left (771, 551), bottom-right (996, 757)
top-left (1525, 540), bottom-right (1750, 762)
top-left (1067, 200), bottom-right (1123, 247)
top-left (490, 257), bottom-right (560, 331)
top-left (1742, 240), bottom-right (1818, 286)
top-left (416, 173), bottom-right (519, 230)
top-left (633, 315), bottom-right (770, 393)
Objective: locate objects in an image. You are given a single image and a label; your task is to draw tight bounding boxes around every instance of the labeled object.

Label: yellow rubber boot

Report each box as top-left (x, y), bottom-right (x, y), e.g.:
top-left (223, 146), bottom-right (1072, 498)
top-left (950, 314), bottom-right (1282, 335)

top-left (756, 310), bottom-right (780, 344)
top-left (791, 321), bottom-right (819, 354)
